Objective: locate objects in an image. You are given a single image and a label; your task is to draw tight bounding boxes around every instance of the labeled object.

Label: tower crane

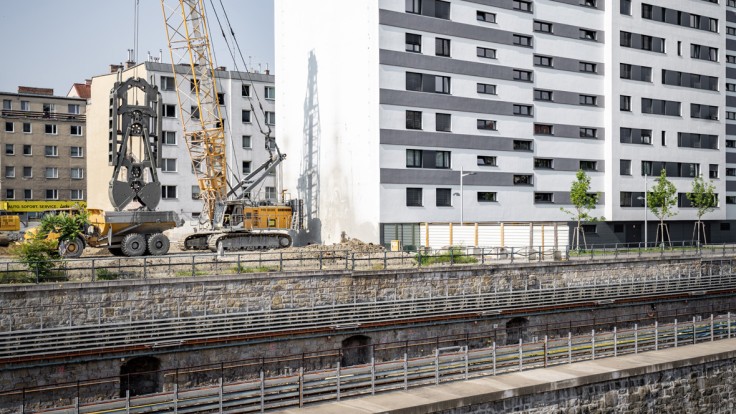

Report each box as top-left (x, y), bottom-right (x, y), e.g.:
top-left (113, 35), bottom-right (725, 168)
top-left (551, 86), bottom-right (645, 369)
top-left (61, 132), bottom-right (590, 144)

top-left (160, 0), bottom-right (302, 251)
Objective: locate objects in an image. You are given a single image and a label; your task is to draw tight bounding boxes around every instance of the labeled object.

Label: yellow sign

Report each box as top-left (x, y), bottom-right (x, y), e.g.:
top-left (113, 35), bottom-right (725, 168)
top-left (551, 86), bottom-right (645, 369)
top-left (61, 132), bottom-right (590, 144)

top-left (0, 201), bottom-right (87, 212)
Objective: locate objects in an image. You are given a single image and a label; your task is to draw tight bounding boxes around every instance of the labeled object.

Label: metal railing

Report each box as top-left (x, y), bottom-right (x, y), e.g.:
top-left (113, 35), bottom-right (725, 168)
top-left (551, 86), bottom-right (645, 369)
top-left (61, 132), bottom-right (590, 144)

top-left (0, 264), bottom-right (732, 363)
top-left (2, 241), bottom-right (735, 285)
top-left (7, 313), bottom-right (734, 414)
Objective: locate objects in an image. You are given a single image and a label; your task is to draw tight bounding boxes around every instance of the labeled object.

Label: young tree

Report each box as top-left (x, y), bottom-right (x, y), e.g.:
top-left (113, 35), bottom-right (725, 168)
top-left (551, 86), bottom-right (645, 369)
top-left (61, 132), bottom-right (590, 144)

top-left (647, 168), bottom-right (677, 246)
top-left (560, 170), bottom-right (602, 250)
top-left (686, 175), bottom-right (717, 245)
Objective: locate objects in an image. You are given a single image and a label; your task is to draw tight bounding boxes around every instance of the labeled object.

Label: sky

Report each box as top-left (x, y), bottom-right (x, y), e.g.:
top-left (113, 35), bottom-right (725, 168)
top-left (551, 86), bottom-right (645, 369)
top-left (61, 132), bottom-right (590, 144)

top-left (0, 0), bottom-right (275, 95)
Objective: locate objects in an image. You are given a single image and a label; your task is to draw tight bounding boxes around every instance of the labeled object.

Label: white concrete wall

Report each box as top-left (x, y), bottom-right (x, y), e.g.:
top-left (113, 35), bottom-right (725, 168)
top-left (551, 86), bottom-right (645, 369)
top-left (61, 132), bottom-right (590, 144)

top-left (276, 0), bottom-right (381, 244)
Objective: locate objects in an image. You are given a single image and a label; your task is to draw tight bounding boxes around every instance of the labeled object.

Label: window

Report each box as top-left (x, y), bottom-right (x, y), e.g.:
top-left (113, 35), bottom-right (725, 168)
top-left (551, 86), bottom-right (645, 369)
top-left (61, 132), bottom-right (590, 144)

top-left (406, 188), bottom-right (423, 206)
top-left (513, 175), bottom-right (533, 185)
top-left (161, 185), bottom-right (177, 199)
top-left (70, 125), bottom-right (82, 136)
top-left (22, 123), bottom-right (31, 133)
top-left (620, 64), bottom-right (652, 82)
top-left (42, 103), bottom-right (55, 115)
top-left (620, 95), bottom-right (631, 111)
top-left (241, 84), bottom-right (250, 97)
top-left (691, 103), bottom-right (719, 120)
top-left (406, 110), bottom-right (422, 130)
top-left (44, 145), bottom-right (57, 157)
top-left (534, 21), bottom-right (552, 33)
top-left (22, 145), bottom-right (31, 156)
top-left (727, 168), bottom-right (736, 176)
top-left (265, 187), bottom-right (277, 200)
top-left (1, 99), bottom-right (10, 110)
top-left (68, 104), bottom-right (80, 115)
top-left (405, 72), bottom-right (450, 94)
top-left (45, 167), bottom-right (58, 179)
top-left (728, 112), bottom-right (736, 120)
top-left (477, 11), bottom-right (496, 23)
top-left (582, 0), bottom-right (597, 7)
top-left (642, 98), bottom-right (681, 116)
top-left (5, 189), bottom-right (14, 200)
top-left (436, 113), bottom-right (451, 132)
top-left (534, 55), bottom-right (552, 67)
top-left (678, 133), bottom-right (718, 149)
top-left (163, 131), bottom-right (176, 145)
top-left (580, 160), bottom-right (597, 171)
top-left (580, 29), bottom-right (597, 40)
top-left (45, 189), bottom-right (58, 200)
top-left (620, 159), bottom-right (632, 175)
top-left (513, 34), bottom-right (532, 47)
top-left (5, 144), bottom-right (13, 155)
top-left (710, 164), bottom-right (719, 179)
top-left (71, 190), bottom-right (84, 200)
top-left (406, 33), bottom-right (422, 53)
top-left (534, 192), bottom-right (553, 203)
top-left (190, 106), bottom-right (200, 120)
top-left (730, 27), bottom-right (736, 35)
top-left (477, 156), bottom-right (497, 166)
top-left (23, 189), bottom-right (31, 199)
top-left (435, 0), bottom-right (450, 18)
top-left (242, 161), bottom-right (251, 174)
top-left (662, 131), bottom-right (666, 146)
top-left (406, 149), bottom-right (423, 168)
top-left (580, 128), bottom-right (597, 138)
top-left (728, 84), bottom-right (736, 92)
top-left (513, 69), bottom-right (532, 81)
top-left (478, 192), bottom-right (497, 202)
top-left (579, 62), bottom-right (597, 73)
top-left (534, 158), bottom-right (553, 169)
top-left (534, 90), bottom-right (553, 101)
top-left (161, 158), bottom-right (177, 172)
top-left (662, 70), bottom-right (718, 91)
top-left (621, 0), bottom-right (632, 15)
top-left (191, 186), bottom-right (201, 200)
top-left (728, 140), bottom-right (736, 148)
top-left (44, 124), bottom-right (57, 134)
top-left (20, 101), bottom-right (29, 111)
top-left (4, 166), bottom-right (14, 178)
top-left (436, 38), bottom-right (451, 57)
top-left (728, 196), bottom-right (736, 205)
top-left (23, 166), bottom-right (32, 178)
top-left (534, 124), bottom-right (553, 135)
top-left (620, 31), bottom-right (665, 53)
top-left (435, 151), bottom-right (451, 169)
top-left (70, 147), bottom-right (83, 157)
top-left (4, 122), bottom-right (12, 133)
top-left (265, 86), bottom-right (275, 100)
top-left (692, 44), bottom-right (719, 62)
top-left (265, 111), bottom-right (276, 125)
top-left (579, 95), bottom-right (597, 106)
top-left (242, 110), bottom-right (251, 123)
top-left (620, 128), bottom-right (652, 145)
top-left (513, 105), bottom-right (533, 116)
top-left (477, 83), bottom-right (496, 95)
top-left (513, 140), bottom-right (532, 151)
top-left (217, 93), bottom-right (225, 105)
top-left (242, 135), bottom-right (251, 149)
top-left (436, 188), bottom-right (452, 207)
top-left (642, 5), bottom-right (718, 32)
top-left (163, 104), bottom-right (176, 117)
top-left (620, 31), bottom-right (632, 47)
top-left (513, 0), bottom-right (532, 11)
top-left (407, 0), bottom-right (421, 13)
top-left (477, 47), bottom-right (496, 59)
top-left (71, 168), bottom-right (84, 179)
top-left (477, 119), bottom-right (497, 130)
top-left (161, 76), bottom-right (175, 91)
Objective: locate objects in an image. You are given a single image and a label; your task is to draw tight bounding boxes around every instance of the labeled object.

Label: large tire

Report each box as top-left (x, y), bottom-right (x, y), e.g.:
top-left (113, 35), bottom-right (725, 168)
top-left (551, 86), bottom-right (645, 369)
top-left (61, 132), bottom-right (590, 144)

top-left (121, 233), bottom-right (146, 257)
top-left (147, 233), bottom-right (170, 256)
top-left (278, 236), bottom-right (291, 248)
top-left (108, 247), bottom-right (125, 256)
top-left (59, 237), bottom-right (85, 258)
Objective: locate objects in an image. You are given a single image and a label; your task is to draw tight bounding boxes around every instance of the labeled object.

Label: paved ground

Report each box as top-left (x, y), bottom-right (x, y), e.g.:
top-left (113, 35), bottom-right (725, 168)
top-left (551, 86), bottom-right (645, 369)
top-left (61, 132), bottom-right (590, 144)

top-left (278, 338), bottom-right (736, 414)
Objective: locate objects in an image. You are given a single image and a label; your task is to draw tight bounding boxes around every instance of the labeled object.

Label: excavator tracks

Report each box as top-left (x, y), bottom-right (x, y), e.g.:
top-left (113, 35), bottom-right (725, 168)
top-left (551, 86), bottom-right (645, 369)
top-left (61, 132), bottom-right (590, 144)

top-left (182, 231), bottom-right (292, 252)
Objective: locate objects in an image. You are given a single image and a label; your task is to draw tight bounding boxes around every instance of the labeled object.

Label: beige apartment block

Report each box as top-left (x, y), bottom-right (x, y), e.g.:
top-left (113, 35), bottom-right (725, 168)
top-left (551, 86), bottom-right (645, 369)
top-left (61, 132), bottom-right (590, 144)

top-left (0, 87), bottom-right (87, 217)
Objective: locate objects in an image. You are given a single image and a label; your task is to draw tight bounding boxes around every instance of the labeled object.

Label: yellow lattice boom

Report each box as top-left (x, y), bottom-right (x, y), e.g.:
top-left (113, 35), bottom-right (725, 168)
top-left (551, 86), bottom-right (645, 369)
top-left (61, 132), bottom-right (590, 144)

top-left (160, 0), bottom-right (227, 222)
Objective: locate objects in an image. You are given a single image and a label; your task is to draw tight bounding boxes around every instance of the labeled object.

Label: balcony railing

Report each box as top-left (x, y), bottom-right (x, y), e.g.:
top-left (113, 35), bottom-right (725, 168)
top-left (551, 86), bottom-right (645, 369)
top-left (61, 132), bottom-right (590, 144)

top-left (0, 109), bottom-right (85, 122)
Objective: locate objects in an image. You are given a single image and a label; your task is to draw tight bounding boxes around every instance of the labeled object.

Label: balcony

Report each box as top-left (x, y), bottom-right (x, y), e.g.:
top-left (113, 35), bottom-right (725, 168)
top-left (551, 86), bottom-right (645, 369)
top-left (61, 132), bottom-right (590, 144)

top-left (0, 109), bottom-right (85, 122)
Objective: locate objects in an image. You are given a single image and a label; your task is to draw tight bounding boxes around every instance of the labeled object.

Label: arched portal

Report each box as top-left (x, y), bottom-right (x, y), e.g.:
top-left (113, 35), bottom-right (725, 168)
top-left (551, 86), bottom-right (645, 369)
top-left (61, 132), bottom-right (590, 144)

top-left (505, 317), bottom-right (529, 345)
top-left (120, 356), bottom-right (161, 397)
top-left (341, 335), bottom-right (372, 366)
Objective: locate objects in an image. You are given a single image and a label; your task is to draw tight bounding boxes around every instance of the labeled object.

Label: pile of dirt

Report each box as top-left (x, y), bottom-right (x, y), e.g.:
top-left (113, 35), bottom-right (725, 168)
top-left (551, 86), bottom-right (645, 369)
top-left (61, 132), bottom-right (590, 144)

top-left (286, 238), bottom-right (386, 254)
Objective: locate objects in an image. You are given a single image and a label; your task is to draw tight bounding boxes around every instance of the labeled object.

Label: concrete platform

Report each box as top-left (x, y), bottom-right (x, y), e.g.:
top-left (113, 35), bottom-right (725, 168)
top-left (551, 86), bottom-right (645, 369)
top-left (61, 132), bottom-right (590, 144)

top-left (278, 338), bottom-right (736, 414)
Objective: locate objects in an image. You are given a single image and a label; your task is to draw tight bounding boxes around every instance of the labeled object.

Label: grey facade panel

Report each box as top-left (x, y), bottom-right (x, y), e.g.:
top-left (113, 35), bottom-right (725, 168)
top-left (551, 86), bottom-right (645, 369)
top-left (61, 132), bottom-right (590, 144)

top-left (551, 158), bottom-right (604, 172)
top-left (462, 0), bottom-right (515, 11)
top-left (727, 181), bottom-right (736, 192)
top-left (380, 89), bottom-right (516, 116)
top-left (551, 90), bottom-right (604, 107)
top-left (552, 56), bottom-right (605, 76)
top-left (380, 49), bottom-right (516, 81)
top-left (380, 9), bottom-right (514, 46)
top-left (380, 168), bottom-right (521, 186)
top-left (550, 192), bottom-right (606, 205)
top-left (727, 68), bottom-right (736, 80)
top-left (552, 22), bottom-right (604, 44)
top-left (540, 123), bottom-right (604, 139)
top-left (728, 39), bottom-right (736, 52)
top-left (727, 153), bottom-right (736, 164)
top-left (548, 0), bottom-right (604, 10)
top-left (728, 124), bottom-right (736, 135)
top-left (727, 96), bottom-right (736, 108)
top-left (380, 129), bottom-right (520, 151)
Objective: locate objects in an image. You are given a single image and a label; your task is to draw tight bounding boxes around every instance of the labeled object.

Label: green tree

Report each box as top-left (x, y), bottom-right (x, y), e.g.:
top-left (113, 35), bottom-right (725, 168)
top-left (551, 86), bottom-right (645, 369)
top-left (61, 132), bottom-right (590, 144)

top-left (647, 169), bottom-right (677, 246)
top-left (686, 175), bottom-right (717, 245)
top-left (560, 170), bottom-right (603, 250)
top-left (9, 237), bottom-right (58, 282)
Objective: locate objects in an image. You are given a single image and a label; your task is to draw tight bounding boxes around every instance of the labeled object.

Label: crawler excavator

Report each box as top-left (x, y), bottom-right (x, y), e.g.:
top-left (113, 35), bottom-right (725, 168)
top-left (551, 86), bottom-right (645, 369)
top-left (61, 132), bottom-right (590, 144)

top-left (160, 0), bottom-right (303, 252)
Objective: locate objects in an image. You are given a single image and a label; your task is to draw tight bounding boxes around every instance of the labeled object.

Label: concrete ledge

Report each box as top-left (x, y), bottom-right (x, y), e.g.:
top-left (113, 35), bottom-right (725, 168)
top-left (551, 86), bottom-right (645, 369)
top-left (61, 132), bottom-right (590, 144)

top-left (278, 338), bottom-right (736, 414)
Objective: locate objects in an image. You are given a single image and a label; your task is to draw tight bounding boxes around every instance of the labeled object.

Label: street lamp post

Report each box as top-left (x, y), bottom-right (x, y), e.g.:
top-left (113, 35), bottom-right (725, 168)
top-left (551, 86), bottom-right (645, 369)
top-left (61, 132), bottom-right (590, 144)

top-left (459, 166), bottom-right (476, 226)
top-left (637, 174), bottom-right (648, 247)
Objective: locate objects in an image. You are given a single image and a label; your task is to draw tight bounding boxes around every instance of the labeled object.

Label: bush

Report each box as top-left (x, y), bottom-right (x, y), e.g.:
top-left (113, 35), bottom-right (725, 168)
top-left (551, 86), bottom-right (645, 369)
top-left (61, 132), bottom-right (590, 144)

top-left (233, 265), bottom-right (279, 273)
top-left (9, 238), bottom-right (59, 281)
top-left (416, 248), bottom-right (478, 266)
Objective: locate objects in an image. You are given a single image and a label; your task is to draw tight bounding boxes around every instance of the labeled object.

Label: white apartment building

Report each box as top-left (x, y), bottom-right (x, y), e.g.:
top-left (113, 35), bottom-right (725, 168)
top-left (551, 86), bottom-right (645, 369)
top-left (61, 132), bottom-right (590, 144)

top-left (87, 61), bottom-right (278, 220)
top-left (276, 0), bottom-right (736, 247)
